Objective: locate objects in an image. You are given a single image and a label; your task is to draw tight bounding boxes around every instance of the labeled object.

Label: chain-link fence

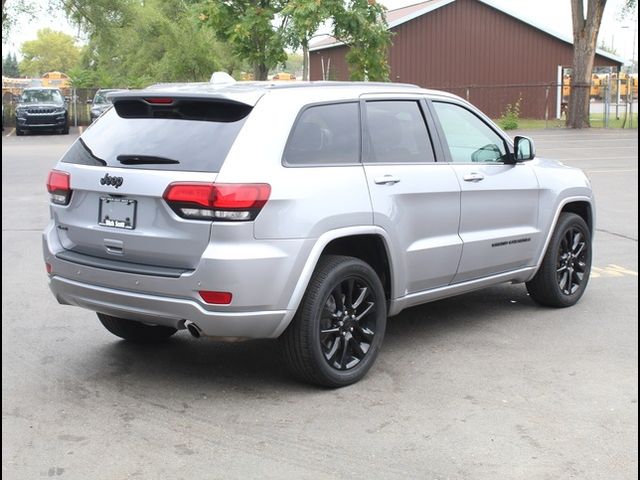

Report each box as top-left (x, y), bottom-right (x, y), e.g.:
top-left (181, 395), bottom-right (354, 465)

top-left (432, 79), bottom-right (637, 129)
top-left (2, 83), bottom-right (637, 129)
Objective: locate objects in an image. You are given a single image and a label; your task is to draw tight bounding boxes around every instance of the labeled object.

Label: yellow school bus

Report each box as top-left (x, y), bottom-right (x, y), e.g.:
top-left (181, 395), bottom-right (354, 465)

top-left (41, 71), bottom-right (71, 91)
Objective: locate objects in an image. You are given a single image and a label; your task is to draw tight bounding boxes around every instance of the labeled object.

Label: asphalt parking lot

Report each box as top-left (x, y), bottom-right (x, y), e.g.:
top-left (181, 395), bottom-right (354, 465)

top-left (2, 127), bottom-right (638, 479)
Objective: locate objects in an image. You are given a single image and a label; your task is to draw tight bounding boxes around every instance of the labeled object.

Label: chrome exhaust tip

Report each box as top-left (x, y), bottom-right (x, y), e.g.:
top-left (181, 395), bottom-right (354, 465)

top-left (185, 321), bottom-right (202, 339)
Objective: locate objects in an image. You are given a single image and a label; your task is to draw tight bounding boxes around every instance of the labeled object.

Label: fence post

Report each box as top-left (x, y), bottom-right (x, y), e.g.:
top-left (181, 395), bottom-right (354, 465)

top-left (616, 77), bottom-right (621, 119)
top-left (603, 79), bottom-right (609, 128)
top-left (72, 87), bottom-right (78, 128)
top-left (544, 86), bottom-right (550, 129)
top-left (630, 76), bottom-right (634, 129)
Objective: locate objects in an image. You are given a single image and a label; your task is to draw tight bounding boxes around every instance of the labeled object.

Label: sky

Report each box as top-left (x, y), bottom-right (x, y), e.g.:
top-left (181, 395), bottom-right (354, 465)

top-left (2, 0), bottom-right (638, 64)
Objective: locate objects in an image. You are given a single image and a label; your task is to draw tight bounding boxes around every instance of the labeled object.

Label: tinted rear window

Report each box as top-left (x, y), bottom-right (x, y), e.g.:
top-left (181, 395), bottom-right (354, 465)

top-left (364, 101), bottom-right (435, 163)
top-left (283, 102), bottom-right (360, 166)
top-left (62, 106), bottom-right (248, 172)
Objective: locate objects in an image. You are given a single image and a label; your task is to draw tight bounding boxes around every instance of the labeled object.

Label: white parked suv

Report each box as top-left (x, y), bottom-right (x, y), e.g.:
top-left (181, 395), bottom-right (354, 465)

top-left (43, 81), bottom-right (594, 387)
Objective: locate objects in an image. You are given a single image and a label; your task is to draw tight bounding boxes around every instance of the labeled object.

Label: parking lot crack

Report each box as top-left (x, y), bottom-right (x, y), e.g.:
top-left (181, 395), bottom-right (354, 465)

top-left (596, 228), bottom-right (638, 242)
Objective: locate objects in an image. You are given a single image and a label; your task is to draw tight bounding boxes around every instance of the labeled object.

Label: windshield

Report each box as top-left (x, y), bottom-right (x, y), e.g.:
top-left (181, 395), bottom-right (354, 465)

top-left (20, 89), bottom-right (63, 104)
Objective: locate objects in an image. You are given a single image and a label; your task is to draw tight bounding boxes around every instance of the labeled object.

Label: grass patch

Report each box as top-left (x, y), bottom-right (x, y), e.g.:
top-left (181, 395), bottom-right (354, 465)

top-left (588, 113), bottom-right (638, 129)
top-left (492, 114), bottom-right (638, 130)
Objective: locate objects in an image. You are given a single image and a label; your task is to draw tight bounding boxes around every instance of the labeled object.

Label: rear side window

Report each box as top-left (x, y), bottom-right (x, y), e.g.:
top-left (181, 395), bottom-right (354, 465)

top-left (62, 105), bottom-right (249, 172)
top-left (283, 102), bottom-right (360, 166)
top-left (364, 101), bottom-right (435, 163)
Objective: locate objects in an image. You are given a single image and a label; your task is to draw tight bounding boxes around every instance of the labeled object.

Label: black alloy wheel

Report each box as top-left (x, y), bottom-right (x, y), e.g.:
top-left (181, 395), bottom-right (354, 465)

top-left (556, 226), bottom-right (588, 295)
top-left (281, 255), bottom-right (387, 387)
top-left (527, 212), bottom-right (592, 307)
top-left (319, 276), bottom-right (378, 371)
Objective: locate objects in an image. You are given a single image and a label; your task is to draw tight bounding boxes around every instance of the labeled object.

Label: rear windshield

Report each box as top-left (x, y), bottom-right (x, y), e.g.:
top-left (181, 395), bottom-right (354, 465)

top-left (62, 107), bottom-right (248, 172)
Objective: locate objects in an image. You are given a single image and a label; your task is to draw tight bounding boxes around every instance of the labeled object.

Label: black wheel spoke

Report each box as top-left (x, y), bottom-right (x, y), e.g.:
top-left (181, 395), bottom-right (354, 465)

top-left (349, 336), bottom-right (366, 359)
top-left (332, 285), bottom-right (345, 312)
top-left (559, 270), bottom-right (569, 291)
top-left (356, 325), bottom-right (375, 342)
top-left (338, 336), bottom-right (349, 369)
top-left (356, 302), bottom-right (374, 321)
top-left (352, 287), bottom-right (368, 309)
top-left (324, 336), bottom-right (341, 362)
top-left (571, 232), bottom-right (583, 251)
top-left (321, 327), bottom-right (340, 336)
top-left (346, 279), bottom-right (355, 309)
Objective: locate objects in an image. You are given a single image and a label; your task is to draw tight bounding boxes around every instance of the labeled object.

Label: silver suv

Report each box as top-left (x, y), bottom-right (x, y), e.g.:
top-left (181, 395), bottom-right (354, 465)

top-left (43, 82), bottom-right (594, 387)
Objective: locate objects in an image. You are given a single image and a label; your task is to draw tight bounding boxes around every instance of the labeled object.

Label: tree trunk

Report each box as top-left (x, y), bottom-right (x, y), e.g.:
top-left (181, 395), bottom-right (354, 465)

top-left (253, 63), bottom-right (268, 81)
top-left (568, 0), bottom-right (607, 128)
top-left (302, 40), bottom-right (309, 81)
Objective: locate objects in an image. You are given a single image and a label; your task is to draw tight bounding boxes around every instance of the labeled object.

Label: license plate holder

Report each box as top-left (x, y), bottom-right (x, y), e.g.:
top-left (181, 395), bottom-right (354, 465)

top-left (98, 197), bottom-right (136, 230)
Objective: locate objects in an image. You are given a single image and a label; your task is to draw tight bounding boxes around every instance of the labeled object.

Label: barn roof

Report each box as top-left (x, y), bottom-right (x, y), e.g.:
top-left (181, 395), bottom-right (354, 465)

top-left (309, 0), bottom-right (624, 65)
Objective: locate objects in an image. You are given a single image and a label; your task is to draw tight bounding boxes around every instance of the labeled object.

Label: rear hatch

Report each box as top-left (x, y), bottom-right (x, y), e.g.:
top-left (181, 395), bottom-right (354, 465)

top-left (51, 92), bottom-right (257, 270)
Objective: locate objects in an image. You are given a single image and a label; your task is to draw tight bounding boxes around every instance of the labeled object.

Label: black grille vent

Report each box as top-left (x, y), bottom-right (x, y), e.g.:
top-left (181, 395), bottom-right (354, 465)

top-left (26, 107), bottom-right (57, 114)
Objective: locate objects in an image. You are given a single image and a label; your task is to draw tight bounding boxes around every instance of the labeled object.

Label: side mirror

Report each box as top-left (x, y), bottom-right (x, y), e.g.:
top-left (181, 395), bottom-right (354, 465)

top-left (513, 135), bottom-right (535, 162)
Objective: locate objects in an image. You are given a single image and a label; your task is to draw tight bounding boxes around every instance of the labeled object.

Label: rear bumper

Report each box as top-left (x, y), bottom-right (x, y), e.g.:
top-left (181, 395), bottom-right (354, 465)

top-left (48, 275), bottom-right (291, 339)
top-left (43, 221), bottom-right (312, 339)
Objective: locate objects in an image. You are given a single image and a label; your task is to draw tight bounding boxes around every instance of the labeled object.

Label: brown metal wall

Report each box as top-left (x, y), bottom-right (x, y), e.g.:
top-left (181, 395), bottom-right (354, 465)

top-left (310, 47), bottom-right (351, 81)
top-left (309, 0), bottom-right (621, 118)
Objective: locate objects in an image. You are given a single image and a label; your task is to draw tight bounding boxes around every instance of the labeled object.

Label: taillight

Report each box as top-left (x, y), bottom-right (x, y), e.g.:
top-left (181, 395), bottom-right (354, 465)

top-left (47, 170), bottom-right (72, 205)
top-left (163, 183), bottom-right (271, 221)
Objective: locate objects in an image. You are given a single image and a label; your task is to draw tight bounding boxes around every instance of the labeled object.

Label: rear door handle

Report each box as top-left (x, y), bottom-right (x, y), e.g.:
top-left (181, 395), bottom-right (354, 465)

top-left (374, 175), bottom-right (401, 185)
top-left (463, 172), bottom-right (485, 182)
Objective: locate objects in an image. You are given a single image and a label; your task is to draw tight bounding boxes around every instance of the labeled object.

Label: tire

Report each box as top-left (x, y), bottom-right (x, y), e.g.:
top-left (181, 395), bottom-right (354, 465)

top-left (61, 124), bottom-right (69, 134)
top-left (15, 127), bottom-right (24, 136)
top-left (281, 255), bottom-right (387, 388)
top-left (97, 313), bottom-right (177, 343)
top-left (527, 212), bottom-right (592, 307)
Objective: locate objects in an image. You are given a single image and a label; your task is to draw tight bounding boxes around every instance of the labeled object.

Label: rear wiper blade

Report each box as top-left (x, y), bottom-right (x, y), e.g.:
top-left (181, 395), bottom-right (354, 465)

top-left (117, 155), bottom-right (180, 165)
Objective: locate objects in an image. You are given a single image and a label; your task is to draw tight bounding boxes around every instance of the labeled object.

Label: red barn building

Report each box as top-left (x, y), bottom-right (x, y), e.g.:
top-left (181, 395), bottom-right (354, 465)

top-left (309, 0), bottom-right (623, 119)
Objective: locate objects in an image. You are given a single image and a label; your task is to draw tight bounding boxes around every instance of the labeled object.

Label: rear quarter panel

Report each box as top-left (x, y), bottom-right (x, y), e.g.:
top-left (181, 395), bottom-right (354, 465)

top-left (215, 90), bottom-right (374, 240)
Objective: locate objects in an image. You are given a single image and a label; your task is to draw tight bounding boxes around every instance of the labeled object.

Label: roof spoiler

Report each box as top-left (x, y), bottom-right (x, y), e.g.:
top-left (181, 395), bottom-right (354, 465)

top-left (109, 94), bottom-right (254, 122)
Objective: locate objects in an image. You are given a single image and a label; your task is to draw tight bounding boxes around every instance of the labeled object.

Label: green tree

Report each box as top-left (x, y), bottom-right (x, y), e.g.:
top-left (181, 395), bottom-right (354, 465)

top-left (19, 28), bottom-right (81, 77)
top-left (201, 0), bottom-right (287, 80)
top-left (2, 52), bottom-right (20, 77)
top-left (282, 0), bottom-right (340, 80)
top-left (2, 0), bottom-right (40, 41)
top-left (283, 51), bottom-right (304, 77)
top-left (200, 0), bottom-right (390, 81)
top-left (333, 0), bottom-right (391, 81)
top-left (61, 0), bottom-right (237, 87)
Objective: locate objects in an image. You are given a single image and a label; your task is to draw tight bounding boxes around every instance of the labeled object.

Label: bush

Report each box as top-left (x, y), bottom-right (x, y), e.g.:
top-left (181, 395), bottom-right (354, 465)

top-left (499, 98), bottom-right (521, 130)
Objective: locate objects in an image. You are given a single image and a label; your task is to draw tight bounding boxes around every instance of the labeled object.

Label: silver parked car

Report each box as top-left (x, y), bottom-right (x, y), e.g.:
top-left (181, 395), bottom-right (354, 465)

top-left (43, 81), bottom-right (594, 387)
